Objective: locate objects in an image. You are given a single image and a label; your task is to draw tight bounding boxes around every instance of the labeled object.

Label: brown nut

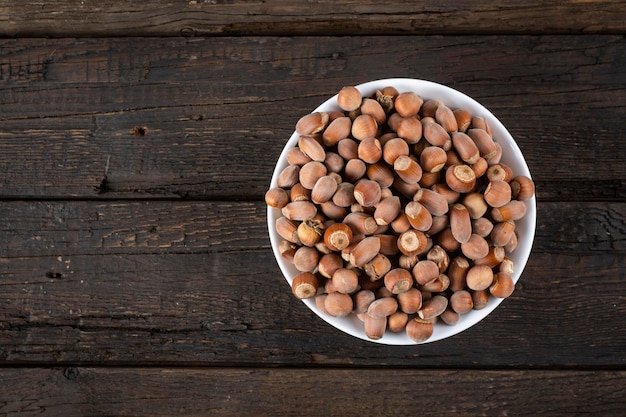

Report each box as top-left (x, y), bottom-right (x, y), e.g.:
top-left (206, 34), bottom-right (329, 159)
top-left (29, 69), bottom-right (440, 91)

top-left (489, 272), bottom-right (516, 298)
top-left (435, 104), bottom-right (458, 133)
top-left (448, 255), bottom-right (470, 292)
top-left (366, 162), bottom-right (394, 188)
top-left (360, 98), bottom-right (387, 125)
top-left (290, 182), bottom-right (311, 202)
top-left (466, 265), bottom-right (494, 291)
top-left (337, 138), bottom-right (359, 160)
top-left (445, 164), bottom-right (476, 193)
top-left (451, 132), bottom-right (480, 164)
top-left (291, 272), bottom-right (319, 299)
top-left (364, 314), bottom-right (387, 340)
top-left (382, 138), bottom-right (410, 165)
top-left (323, 223), bottom-right (353, 251)
top-left (484, 180), bottom-right (512, 208)
top-left (277, 164), bottom-right (300, 188)
top-left (394, 92), bottom-right (423, 117)
top-left (357, 137), bottom-right (383, 164)
top-left (397, 229), bottom-right (428, 256)
top-left (318, 253), bottom-right (344, 279)
top-left (353, 289), bottom-right (376, 314)
top-left (332, 268), bottom-right (360, 294)
top-left (292, 246), bottom-right (320, 272)
top-left (297, 218), bottom-right (324, 247)
top-left (472, 217), bottom-right (494, 238)
top-left (418, 295), bottom-right (448, 320)
top-left (421, 99), bottom-right (441, 118)
top-left (453, 108), bottom-right (472, 133)
top-left (384, 268), bottom-right (414, 294)
top-left (422, 121), bottom-right (452, 150)
top-left (450, 290), bottom-right (474, 314)
top-left (474, 246), bottom-right (506, 268)
top-left (472, 289), bottom-right (490, 310)
top-left (420, 146), bottom-right (448, 173)
top-left (486, 163), bottom-right (513, 183)
top-left (324, 292), bottom-right (354, 317)
top-left (397, 287), bottom-right (423, 314)
top-left (298, 135), bottom-right (326, 162)
top-left (343, 212), bottom-right (378, 235)
top-left (491, 220), bottom-right (516, 247)
top-left (349, 236), bottom-right (381, 267)
top-left (322, 116), bottom-right (352, 147)
top-left (422, 273), bottom-right (450, 293)
top-left (404, 201), bottom-right (433, 232)
top-left (374, 196), bottom-right (402, 226)
top-left (394, 155), bottom-right (423, 184)
top-left (460, 233), bottom-right (490, 260)
top-left (412, 259), bottom-right (440, 286)
top-left (363, 253), bottom-right (392, 281)
top-left (311, 175), bottom-right (339, 204)
top-left (388, 311), bottom-right (409, 333)
top-left (275, 217), bottom-right (299, 243)
top-left (431, 183), bottom-right (460, 204)
top-left (462, 192), bottom-right (488, 219)
top-left (265, 187), bottom-right (290, 208)
top-left (354, 179), bottom-right (382, 207)
top-left (286, 147), bottom-right (312, 166)
top-left (367, 296), bottom-right (398, 318)
top-left (427, 244), bottom-right (450, 273)
top-left (449, 203), bottom-right (472, 244)
top-left (296, 112), bottom-right (329, 135)
top-left (299, 161), bottom-right (328, 189)
top-left (351, 114), bottom-right (378, 140)
top-left (406, 317), bottom-right (434, 343)
top-left (467, 128), bottom-right (497, 160)
top-left (510, 175), bottom-right (536, 200)
top-left (440, 308), bottom-right (460, 325)
top-left (413, 188), bottom-right (449, 216)
top-left (282, 201), bottom-right (317, 221)
top-left (396, 117), bottom-right (423, 144)
top-left (437, 227), bottom-right (461, 253)
top-left (337, 86), bottom-right (362, 112)
top-left (491, 200), bottom-right (527, 222)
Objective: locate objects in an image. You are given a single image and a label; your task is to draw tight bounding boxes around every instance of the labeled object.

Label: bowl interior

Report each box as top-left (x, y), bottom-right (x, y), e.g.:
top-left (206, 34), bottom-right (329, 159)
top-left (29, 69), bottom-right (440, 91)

top-left (268, 78), bottom-right (536, 345)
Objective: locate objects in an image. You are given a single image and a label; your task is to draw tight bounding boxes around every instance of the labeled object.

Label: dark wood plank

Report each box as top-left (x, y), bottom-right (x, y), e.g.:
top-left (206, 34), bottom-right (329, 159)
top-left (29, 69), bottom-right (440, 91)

top-left (0, 36), bottom-right (624, 200)
top-left (1, 1), bottom-right (624, 37)
top-left (0, 201), bottom-right (624, 366)
top-left (0, 201), bottom-right (623, 257)
top-left (1, 367), bottom-right (625, 416)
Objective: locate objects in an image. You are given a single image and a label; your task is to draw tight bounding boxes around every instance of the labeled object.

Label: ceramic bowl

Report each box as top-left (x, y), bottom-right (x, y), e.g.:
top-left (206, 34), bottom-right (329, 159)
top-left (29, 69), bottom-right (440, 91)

top-left (268, 78), bottom-right (536, 345)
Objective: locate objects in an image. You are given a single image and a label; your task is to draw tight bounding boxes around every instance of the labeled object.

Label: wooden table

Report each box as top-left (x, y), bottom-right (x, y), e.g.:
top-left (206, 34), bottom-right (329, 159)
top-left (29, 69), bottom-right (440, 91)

top-left (1, 2), bottom-right (625, 415)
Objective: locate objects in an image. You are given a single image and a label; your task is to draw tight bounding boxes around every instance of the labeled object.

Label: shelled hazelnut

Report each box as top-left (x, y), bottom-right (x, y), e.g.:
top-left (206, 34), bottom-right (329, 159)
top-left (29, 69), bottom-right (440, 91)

top-left (269, 84), bottom-right (535, 342)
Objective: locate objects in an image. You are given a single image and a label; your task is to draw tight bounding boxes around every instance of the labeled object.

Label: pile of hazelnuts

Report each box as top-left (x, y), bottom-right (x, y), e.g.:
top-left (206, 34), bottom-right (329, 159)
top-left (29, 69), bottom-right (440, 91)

top-left (266, 85), bottom-right (535, 342)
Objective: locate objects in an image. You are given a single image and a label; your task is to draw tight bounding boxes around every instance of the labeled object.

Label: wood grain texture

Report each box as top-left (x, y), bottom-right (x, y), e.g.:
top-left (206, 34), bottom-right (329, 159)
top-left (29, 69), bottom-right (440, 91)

top-left (1, 0), bottom-right (625, 37)
top-left (1, 367), bottom-right (625, 416)
top-left (0, 201), bottom-right (624, 366)
top-left (0, 36), bottom-right (624, 199)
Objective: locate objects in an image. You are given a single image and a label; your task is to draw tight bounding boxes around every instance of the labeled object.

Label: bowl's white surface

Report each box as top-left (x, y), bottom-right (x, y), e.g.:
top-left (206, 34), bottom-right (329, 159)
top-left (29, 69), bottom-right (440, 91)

top-left (268, 78), bottom-right (536, 345)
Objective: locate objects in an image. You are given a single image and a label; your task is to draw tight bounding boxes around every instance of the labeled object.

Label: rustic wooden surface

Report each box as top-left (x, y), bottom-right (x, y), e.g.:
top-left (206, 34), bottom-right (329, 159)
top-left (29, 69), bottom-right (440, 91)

top-left (1, 1), bottom-right (625, 416)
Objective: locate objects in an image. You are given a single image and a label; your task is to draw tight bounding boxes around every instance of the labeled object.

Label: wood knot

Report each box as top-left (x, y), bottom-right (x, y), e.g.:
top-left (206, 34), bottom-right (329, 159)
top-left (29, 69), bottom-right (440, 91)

top-left (63, 367), bottom-right (80, 381)
top-left (130, 126), bottom-right (148, 137)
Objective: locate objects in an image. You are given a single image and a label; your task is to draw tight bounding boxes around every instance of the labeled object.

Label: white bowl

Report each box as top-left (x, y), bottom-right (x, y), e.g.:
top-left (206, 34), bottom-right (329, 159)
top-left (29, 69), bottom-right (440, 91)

top-left (268, 78), bottom-right (536, 345)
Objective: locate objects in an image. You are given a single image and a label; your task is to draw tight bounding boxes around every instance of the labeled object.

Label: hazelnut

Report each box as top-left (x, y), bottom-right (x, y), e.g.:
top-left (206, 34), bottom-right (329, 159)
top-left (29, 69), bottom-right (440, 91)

top-left (467, 128), bottom-right (497, 160)
top-left (275, 217), bottom-right (299, 243)
top-left (353, 289), bottom-right (376, 314)
top-left (351, 114), bottom-right (378, 140)
top-left (366, 163), bottom-right (394, 188)
top-left (472, 289), bottom-right (490, 310)
top-left (490, 272), bottom-right (515, 298)
top-left (453, 108), bottom-right (472, 133)
top-left (337, 138), bottom-right (359, 160)
top-left (435, 104), bottom-right (458, 133)
top-left (364, 314), bottom-right (387, 340)
top-left (510, 175), bottom-right (536, 200)
top-left (296, 112), bottom-right (329, 135)
top-left (388, 311), bottom-right (409, 333)
top-left (332, 268), bottom-right (359, 294)
top-left (265, 187), bottom-right (289, 208)
top-left (397, 229), bottom-right (428, 256)
top-left (413, 188), bottom-right (449, 216)
top-left (472, 217), bottom-right (494, 238)
top-left (397, 287), bottom-right (423, 314)
top-left (460, 234), bottom-right (490, 260)
top-left (337, 86), bottom-right (362, 111)
top-left (491, 200), bottom-right (527, 222)
top-left (394, 92), bottom-right (423, 117)
top-left (297, 218), bottom-right (324, 247)
top-left (483, 180), bottom-right (512, 208)
top-left (466, 265), bottom-right (494, 291)
top-left (276, 164), bottom-right (300, 188)
top-left (445, 164), bottom-right (476, 193)
top-left (281, 201), bottom-right (317, 221)
top-left (491, 220), bottom-right (516, 247)
top-left (448, 256), bottom-right (470, 292)
top-left (451, 132), bottom-right (480, 164)
top-left (360, 98), bottom-right (387, 125)
top-left (323, 223), bottom-right (353, 251)
top-left (367, 296), bottom-right (398, 319)
top-left (462, 192), bottom-right (488, 219)
top-left (298, 134), bottom-right (326, 162)
top-left (406, 317), bottom-right (434, 343)
top-left (349, 236), bottom-right (381, 267)
top-left (324, 292), bottom-right (353, 317)
top-left (382, 138), bottom-right (410, 165)
top-left (363, 253), bottom-right (392, 281)
top-left (393, 155), bottom-right (423, 184)
top-left (404, 201), bottom-right (433, 232)
top-left (291, 272), bottom-right (319, 299)
top-left (357, 137), bottom-right (383, 164)
top-left (292, 246), bottom-right (320, 272)
top-left (343, 159), bottom-right (366, 183)
top-left (311, 175), bottom-right (339, 204)
top-left (384, 268), bottom-right (413, 294)
top-left (420, 146), bottom-right (448, 173)
top-left (318, 253), bottom-right (344, 279)
top-left (396, 117), bottom-right (423, 144)
top-left (418, 295), bottom-right (448, 320)
top-left (422, 120), bottom-right (452, 150)
top-left (412, 259), bottom-right (440, 286)
top-left (286, 147), bottom-right (312, 166)
top-left (450, 290), bottom-right (474, 314)
top-left (322, 116), bottom-right (352, 147)
top-left (299, 161), bottom-right (327, 189)
top-left (354, 179), bottom-right (382, 207)
top-left (449, 203), bottom-right (472, 244)
top-left (343, 212), bottom-right (378, 235)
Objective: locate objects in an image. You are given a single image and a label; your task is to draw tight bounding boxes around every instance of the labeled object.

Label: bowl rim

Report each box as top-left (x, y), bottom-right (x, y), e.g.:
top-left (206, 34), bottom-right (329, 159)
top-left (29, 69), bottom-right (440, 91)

top-left (268, 78), bottom-right (536, 345)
